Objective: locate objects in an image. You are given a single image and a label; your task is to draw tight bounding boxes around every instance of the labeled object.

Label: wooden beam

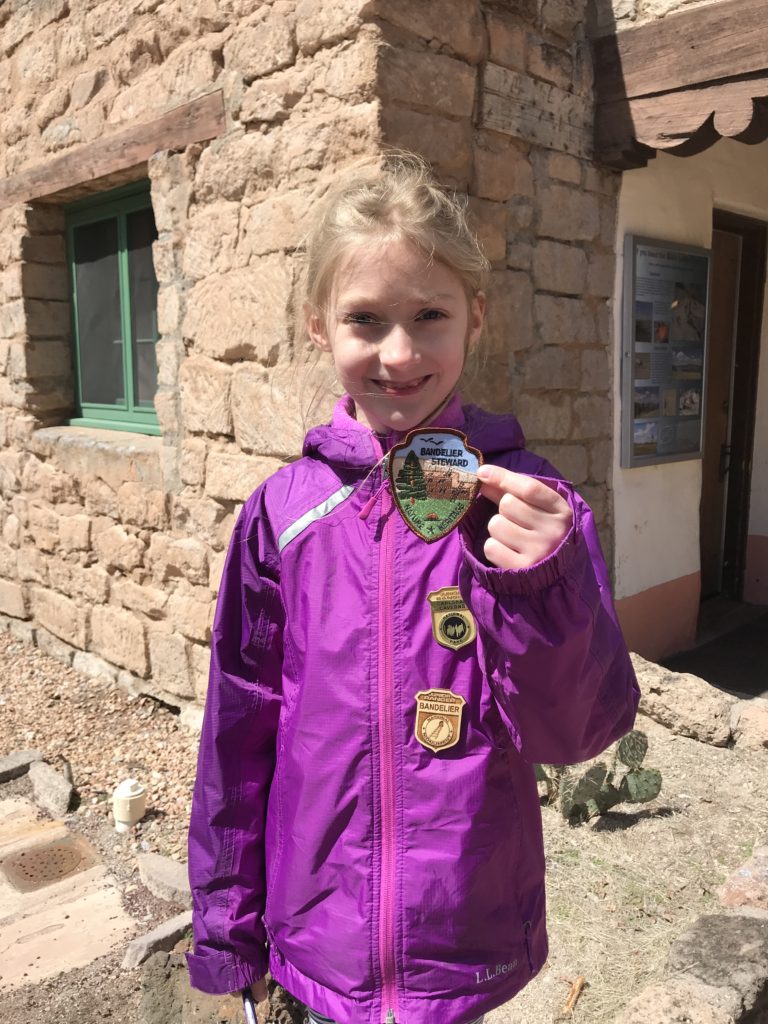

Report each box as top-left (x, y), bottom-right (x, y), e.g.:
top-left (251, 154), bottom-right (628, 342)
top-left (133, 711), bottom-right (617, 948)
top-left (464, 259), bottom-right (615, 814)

top-left (480, 62), bottom-right (593, 159)
top-left (593, 0), bottom-right (768, 104)
top-left (0, 91), bottom-right (225, 210)
top-left (595, 73), bottom-right (768, 168)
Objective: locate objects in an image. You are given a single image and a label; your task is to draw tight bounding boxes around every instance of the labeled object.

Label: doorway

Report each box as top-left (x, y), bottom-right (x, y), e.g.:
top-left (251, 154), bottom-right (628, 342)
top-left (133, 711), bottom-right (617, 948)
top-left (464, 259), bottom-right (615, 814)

top-left (700, 211), bottom-right (765, 599)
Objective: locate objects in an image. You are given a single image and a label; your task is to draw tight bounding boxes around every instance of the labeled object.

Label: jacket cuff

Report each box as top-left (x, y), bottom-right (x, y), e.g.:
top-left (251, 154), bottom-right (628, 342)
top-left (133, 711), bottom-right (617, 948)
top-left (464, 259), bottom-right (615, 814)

top-left (460, 485), bottom-right (581, 597)
top-left (186, 947), bottom-right (268, 995)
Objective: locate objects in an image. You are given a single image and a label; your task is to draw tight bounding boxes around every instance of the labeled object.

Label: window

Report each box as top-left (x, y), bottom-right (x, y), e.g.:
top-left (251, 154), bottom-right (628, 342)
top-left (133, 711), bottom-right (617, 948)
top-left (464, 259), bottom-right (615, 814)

top-left (66, 182), bottom-right (160, 434)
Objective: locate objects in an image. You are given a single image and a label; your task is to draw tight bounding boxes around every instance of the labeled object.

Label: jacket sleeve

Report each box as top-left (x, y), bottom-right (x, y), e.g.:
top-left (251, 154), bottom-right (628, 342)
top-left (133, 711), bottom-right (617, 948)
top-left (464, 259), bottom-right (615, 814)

top-left (458, 474), bottom-right (639, 766)
top-left (186, 490), bottom-right (284, 994)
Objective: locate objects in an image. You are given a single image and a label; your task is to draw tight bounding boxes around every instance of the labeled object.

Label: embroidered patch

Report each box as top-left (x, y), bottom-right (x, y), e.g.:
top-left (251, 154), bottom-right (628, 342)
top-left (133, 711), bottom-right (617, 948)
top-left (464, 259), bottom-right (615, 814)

top-left (388, 429), bottom-right (482, 542)
top-left (414, 688), bottom-right (466, 753)
top-left (427, 586), bottom-right (476, 650)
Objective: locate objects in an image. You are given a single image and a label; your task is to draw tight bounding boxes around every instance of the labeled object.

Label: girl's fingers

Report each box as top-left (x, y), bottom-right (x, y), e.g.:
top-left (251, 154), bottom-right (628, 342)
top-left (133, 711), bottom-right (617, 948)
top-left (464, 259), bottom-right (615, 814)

top-left (477, 464), bottom-right (569, 515)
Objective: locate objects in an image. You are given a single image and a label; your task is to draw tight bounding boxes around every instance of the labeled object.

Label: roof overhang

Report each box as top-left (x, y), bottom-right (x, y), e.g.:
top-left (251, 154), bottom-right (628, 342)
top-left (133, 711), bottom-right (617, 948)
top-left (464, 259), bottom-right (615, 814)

top-left (592, 0), bottom-right (768, 169)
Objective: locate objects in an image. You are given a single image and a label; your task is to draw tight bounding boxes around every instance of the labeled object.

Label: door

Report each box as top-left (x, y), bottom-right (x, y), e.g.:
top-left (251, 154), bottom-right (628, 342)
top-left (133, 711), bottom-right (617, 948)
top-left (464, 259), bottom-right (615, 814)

top-left (700, 213), bottom-right (765, 599)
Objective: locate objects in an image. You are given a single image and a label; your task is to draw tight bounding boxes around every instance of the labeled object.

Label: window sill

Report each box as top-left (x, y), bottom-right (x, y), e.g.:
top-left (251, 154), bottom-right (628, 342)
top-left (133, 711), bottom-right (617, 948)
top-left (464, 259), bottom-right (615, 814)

top-left (32, 425), bottom-right (164, 489)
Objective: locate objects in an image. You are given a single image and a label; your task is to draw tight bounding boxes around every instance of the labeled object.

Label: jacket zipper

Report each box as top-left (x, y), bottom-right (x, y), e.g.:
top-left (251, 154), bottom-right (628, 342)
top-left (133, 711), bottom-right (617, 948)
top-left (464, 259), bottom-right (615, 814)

top-left (376, 460), bottom-right (399, 1024)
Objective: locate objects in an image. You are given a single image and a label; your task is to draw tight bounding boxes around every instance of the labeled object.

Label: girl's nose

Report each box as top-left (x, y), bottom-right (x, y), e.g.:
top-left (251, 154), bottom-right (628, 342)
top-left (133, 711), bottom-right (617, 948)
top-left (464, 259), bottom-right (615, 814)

top-left (379, 323), bottom-right (418, 367)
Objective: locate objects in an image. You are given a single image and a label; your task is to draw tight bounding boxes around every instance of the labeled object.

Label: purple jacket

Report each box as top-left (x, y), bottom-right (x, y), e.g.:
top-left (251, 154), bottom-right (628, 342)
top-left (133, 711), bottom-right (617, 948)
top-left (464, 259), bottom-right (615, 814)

top-left (187, 395), bottom-right (639, 1024)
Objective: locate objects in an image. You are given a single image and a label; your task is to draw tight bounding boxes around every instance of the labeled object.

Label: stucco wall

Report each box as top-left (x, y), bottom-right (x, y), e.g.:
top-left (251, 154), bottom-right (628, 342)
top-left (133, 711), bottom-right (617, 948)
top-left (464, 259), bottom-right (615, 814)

top-left (612, 138), bottom-right (768, 655)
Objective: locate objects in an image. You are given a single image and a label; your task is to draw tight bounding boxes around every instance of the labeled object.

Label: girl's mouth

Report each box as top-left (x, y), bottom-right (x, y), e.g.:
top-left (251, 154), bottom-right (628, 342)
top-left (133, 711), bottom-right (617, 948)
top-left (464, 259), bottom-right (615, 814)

top-left (372, 376), bottom-right (431, 396)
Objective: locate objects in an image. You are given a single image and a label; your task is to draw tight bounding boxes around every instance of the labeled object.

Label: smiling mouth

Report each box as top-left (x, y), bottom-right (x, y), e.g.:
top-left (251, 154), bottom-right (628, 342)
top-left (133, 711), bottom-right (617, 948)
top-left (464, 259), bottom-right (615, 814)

top-left (372, 376), bottom-right (431, 396)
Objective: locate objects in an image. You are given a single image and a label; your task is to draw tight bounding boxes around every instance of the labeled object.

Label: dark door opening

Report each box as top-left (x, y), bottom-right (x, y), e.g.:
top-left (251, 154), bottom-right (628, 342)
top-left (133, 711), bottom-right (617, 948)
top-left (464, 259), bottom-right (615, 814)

top-left (700, 211), bottom-right (765, 600)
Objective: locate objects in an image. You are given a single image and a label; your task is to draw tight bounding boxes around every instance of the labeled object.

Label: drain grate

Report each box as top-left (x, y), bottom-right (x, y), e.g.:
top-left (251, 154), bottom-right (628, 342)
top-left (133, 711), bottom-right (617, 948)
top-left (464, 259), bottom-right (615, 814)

top-left (1, 835), bottom-right (99, 892)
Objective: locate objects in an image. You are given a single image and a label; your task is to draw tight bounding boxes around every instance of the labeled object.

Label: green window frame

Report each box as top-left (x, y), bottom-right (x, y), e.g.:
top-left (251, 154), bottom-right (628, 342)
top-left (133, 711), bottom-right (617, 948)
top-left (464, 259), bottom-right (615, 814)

top-left (66, 182), bottom-right (160, 435)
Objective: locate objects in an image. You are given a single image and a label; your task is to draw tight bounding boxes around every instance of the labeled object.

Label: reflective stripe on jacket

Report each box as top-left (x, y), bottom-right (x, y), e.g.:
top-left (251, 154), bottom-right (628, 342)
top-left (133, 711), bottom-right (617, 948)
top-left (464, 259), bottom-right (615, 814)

top-left (187, 394), bottom-right (639, 1024)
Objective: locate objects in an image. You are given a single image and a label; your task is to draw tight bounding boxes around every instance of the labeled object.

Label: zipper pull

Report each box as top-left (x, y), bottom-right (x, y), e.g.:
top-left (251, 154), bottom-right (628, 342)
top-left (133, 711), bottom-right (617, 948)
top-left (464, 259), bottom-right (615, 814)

top-left (359, 479), bottom-right (390, 521)
top-left (384, 1011), bottom-right (396, 1024)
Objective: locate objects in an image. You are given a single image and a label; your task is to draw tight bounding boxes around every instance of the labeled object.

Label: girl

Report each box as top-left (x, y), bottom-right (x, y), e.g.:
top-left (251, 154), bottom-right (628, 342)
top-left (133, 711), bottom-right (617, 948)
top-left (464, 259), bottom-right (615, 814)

top-left (187, 154), bottom-right (639, 1024)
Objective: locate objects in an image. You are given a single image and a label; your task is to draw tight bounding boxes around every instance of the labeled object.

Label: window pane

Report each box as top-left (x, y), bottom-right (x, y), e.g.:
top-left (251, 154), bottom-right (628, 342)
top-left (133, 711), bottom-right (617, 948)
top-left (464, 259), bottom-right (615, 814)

top-left (73, 218), bottom-right (124, 406)
top-left (127, 207), bottom-right (159, 409)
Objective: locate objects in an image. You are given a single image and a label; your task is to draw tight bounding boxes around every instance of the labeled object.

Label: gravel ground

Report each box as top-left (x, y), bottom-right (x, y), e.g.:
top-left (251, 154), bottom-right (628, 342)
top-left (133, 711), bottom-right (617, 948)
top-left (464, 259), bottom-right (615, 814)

top-left (1, 628), bottom-right (766, 1024)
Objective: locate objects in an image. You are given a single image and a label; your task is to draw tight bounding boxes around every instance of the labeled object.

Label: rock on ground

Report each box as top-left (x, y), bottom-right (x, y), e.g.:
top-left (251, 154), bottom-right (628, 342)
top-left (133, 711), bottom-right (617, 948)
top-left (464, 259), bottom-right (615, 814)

top-left (28, 759), bottom-right (74, 817)
top-left (729, 700), bottom-right (768, 751)
top-left (666, 913), bottom-right (768, 1021)
top-left (632, 653), bottom-right (735, 746)
top-left (138, 851), bottom-right (192, 908)
top-left (613, 980), bottom-right (735, 1024)
top-left (0, 748), bottom-right (43, 783)
top-left (122, 910), bottom-right (192, 969)
top-left (719, 847), bottom-right (768, 911)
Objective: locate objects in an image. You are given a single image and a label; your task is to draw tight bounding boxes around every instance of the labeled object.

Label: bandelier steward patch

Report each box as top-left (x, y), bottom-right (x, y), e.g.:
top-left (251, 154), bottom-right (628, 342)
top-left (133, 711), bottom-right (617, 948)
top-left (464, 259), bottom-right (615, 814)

top-left (427, 586), bottom-right (476, 650)
top-left (414, 689), bottom-right (466, 753)
top-left (388, 429), bottom-right (482, 542)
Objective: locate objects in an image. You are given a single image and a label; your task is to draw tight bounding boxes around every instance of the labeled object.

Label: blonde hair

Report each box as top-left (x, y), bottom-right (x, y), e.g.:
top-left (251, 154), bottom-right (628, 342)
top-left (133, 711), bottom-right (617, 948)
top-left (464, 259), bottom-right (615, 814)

top-left (304, 152), bottom-right (489, 322)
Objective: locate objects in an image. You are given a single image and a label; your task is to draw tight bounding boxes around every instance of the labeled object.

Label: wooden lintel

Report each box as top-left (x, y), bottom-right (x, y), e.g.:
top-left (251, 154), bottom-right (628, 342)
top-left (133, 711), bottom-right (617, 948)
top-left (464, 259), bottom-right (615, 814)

top-left (0, 91), bottom-right (226, 210)
top-left (595, 73), bottom-right (768, 169)
top-left (593, 0), bottom-right (768, 105)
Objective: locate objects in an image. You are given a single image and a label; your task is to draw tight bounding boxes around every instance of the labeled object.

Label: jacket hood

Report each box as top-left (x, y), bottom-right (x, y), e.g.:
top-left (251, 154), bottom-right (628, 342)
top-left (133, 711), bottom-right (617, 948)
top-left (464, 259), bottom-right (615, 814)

top-left (303, 393), bottom-right (526, 470)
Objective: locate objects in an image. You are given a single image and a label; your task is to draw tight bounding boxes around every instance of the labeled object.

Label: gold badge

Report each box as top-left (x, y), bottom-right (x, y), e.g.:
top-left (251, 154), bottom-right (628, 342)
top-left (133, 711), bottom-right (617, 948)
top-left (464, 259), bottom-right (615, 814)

top-left (414, 689), bottom-right (466, 753)
top-left (427, 587), bottom-right (476, 650)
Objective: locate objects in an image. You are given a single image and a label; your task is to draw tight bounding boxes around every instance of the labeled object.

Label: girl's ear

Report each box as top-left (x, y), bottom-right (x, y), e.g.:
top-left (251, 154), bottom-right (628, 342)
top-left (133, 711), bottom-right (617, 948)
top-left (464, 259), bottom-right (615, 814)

top-left (467, 291), bottom-right (486, 351)
top-left (305, 302), bottom-right (332, 352)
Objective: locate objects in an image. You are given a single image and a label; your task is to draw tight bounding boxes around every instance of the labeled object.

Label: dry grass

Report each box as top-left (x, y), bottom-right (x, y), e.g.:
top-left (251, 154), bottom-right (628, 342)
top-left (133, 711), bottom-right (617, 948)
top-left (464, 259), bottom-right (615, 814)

top-left (487, 715), bottom-right (768, 1024)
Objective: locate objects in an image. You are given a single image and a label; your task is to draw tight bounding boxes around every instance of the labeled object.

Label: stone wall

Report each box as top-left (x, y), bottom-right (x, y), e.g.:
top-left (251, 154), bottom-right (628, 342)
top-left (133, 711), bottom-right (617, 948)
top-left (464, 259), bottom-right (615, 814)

top-left (0, 0), bottom-right (621, 708)
top-left (594, 0), bottom-right (724, 31)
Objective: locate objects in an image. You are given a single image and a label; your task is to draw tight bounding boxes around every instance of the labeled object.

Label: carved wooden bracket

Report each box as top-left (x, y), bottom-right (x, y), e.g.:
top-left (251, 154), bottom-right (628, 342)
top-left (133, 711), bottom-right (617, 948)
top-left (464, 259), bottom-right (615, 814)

top-left (592, 0), bottom-right (768, 169)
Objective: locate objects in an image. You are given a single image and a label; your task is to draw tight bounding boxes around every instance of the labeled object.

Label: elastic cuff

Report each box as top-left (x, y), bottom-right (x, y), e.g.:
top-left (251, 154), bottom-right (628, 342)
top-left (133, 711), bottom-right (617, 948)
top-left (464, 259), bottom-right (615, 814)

top-left (186, 947), bottom-right (268, 995)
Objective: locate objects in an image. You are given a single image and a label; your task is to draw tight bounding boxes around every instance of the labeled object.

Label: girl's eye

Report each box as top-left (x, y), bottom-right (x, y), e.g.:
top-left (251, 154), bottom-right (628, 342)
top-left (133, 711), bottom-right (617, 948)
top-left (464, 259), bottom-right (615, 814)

top-left (341, 312), bottom-right (381, 325)
top-left (416, 309), bottom-right (446, 321)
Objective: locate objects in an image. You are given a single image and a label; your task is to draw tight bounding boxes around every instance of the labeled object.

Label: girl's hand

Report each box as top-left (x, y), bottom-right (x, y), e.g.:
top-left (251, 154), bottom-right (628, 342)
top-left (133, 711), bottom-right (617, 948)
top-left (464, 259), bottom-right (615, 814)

top-left (476, 465), bottom-right (573, 571)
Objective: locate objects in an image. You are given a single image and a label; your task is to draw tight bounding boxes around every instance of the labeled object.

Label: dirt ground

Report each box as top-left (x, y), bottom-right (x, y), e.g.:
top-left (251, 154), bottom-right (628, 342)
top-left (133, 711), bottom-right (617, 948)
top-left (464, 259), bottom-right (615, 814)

top-left (1, 630), bottom-right (766, 1024)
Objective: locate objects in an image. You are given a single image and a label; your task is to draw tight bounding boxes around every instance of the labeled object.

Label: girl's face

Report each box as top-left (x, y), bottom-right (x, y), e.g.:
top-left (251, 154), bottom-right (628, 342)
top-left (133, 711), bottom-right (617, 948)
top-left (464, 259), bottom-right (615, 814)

top-left (307, 238), bottom-right (485, 434)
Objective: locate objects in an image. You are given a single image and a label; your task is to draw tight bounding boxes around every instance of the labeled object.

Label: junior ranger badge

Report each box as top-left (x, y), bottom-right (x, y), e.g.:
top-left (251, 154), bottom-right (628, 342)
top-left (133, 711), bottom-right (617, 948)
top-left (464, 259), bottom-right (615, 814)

top-left (427, 586), bottom-right (476, 650)
top-left (414, 689), bottom-right (466, 753)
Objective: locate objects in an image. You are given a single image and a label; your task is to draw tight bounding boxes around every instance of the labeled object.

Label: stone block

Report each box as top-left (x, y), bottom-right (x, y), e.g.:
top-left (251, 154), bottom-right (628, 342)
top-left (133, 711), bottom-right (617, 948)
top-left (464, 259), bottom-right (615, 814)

top-left (535, 294), bottom-right (595, 346)
top-left (91, 605), bottom-right (148, 677)
top-left (581, 348), bottom-right (610, 392)
top-left (93, 524), bottom-right (145, 573)
top-left (513, 393), bottom-right (572, 441)
top-left (112, 579), bottom-right (168, 619)
top-left (486, 13), bottom-right (527, 71)
top-left (59, 513), bottom-right (92, 552)
top-left (632, 654), bottom-right (735, 746)
top-left (70, 67), bottom-right (106, 110)
top-left (181, 202), bottom-right (239, 282)
top-left (586, 252), bottom-right (615, 298)
top-left (149, 630), bottom-right (193, 698)
top-left (138, 853), bottom-right (192, 908)
top-left (546, 152), bottom-right (582, 184)
top-left (380, 107), bottom-right (473, 185)
top-left (295, 0), bottom-right (370, 55)
top-left (527, 37), bottom-right (573, 91)
top-left (122, 911), bottom-right (193, 970)
top-left (170, 497), bottom-right (227, 547)
top-left (179, 356), bottom-right (233, 436)
top-left (523, 347), bottom-right (580, 390)
top-left (180, 440), bottom-right (207, 488)
top-left (36, 626), bottom-right (75, 665)
top-left (20, 235), bottom-right (66, 264)
top-left (375, 0), bottom-right (484, 61)
top-left (0, 749), bottom-right (44, 783)
top-left (589, 438), bottom-right (612, 485)
top-left (223, 14), bottom-right (295, 82)
top-left (21, 262), bottom-right (68, 301)
top-left (506, 241), bottom-right (533, 271)
top-left (117, 482), bottom-right (167, 531)
top-left (0, 299), bottom-right (25, 340)
top-left (20, 456), bottom-right (75, 504)
top-left (537, 185), bottom-right (600, 242)
top-left (38, 425), bottom-right (164, 492)
top-left (238, 187), bottom-right (316, 258)
top-left (240, 64), bottom-right (309, 125)
top-left (467, 197), bottom-right (508, 264)
top-left (533, 240), bottom-right (587, 295)
top-left (8, 340), bottom-right (73, 382)
top-left (204, 450), bottom-right (282, 503)
top-left (573, 394), bottom-right (611, 439)
top-left (24, 299), bottom-right (70, 339)
top-left (183, 258), bottom-right (292, 364)
top-left (167, 590), bottom-right (214, 644)
top-left (474, 141), bottom-right (533, 201)
top-left (378, 46), bottom-right (477, 119)
top-left (85, 479), bottom-right (119, 518)
top-left (532, 443), bottom-right (588, 486)
top-left (47, 561), bottom-right (109, 605)
top-left (2, 0), bottom-right (68, 55)
top-left (30, 586), bottom-right (86, 648)
top-left (540, 0), bottom-right (583, 38)
top-left (29, 760), bottom-right (74, 818)
top-left (189, 641), bottom-right (212, 702)
top-left (0, 578), bottom-right (27, 619)
top-left (231, 360), bottom-right (334, 459)
top-left (2, 514), bottom-right (21, 547)
top-left (148, 536), bottom-right (209, 586)
top-left (17, 548), bottom-right (48, 585)
top-left (72, 651), bottom-right (119, 682)
top-left (719, 846), bottom-right (768, 911)
top-left (483, 270), bottom-right (534, 356)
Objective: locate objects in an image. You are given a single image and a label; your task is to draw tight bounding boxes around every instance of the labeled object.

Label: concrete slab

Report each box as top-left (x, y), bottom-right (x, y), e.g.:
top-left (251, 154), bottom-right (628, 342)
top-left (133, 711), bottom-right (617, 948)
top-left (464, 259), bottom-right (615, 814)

top-left (0, 798), bottom-right (137, 991)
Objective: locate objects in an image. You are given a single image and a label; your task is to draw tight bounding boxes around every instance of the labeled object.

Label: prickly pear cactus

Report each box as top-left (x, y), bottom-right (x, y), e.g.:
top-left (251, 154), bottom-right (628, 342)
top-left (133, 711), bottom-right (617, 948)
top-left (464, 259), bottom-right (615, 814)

top-left (536, 730), bottom-right (661, 823)
top-left (616, 730), bottom-right (648, 770)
